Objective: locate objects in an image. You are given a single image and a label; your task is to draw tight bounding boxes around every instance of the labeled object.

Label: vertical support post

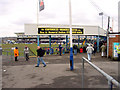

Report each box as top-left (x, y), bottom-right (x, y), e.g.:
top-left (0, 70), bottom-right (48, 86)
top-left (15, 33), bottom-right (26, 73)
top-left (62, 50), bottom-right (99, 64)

top-left (99, 12), bottom-right (103, 29)
top-left (110, 83), bottom-right (113, 90)
top-left (85, 36), bottom-right (87, 45)
top-left (97, 27), bottom-right (100, 52)
top-left (108, 81), bottom-right (113, 90)
top-left (107, 16), bottom-right (110, 58)
top-left (97, 36), bottom-right (99, 52)
top-left (102, 15), bottom-right (103, 29)
top-left (37, 35), bottom-right (39, 46)
top-left (49, 35), bottom-right (51, 54)
top-left (37, 0), bottom-right (39, 25)
top-left (107, 36), bottom-right (109, 58)
top-left (69, 0), bottom-right (73, 70)
top-left (93, 36), bottom-right (95, 45)
top-left (70, 47), bottom-right (73, 70)
top-left (90, 36), bottom-right (92, 44)
top-left (82, 58), bottom-right (84, 88)
top-left (66, 35), bottom-right (68, 51)
top-left (37, 0), bottom-right (39, 46)
top-left (78, 35), bottom-right (80, 46)
top-left (85, 36), bottom-right (87, 41)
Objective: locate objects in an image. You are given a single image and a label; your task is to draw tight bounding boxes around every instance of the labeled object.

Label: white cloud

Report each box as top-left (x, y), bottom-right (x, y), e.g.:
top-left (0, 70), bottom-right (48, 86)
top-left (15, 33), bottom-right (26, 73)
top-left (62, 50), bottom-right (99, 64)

top-left (0, 0), bottom-right (119, 37)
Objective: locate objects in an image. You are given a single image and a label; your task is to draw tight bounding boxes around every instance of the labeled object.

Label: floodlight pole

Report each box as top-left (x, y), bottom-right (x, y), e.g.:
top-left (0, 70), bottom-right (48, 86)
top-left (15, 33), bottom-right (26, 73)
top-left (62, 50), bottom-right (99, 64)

top-left (107, 16), bottom-right (110, 58)
top-left (37, 0), bottom-right (39, 46)
top-left (99, 12), bottom-right (103, 29)
top-left (69, 0), bottom-right (74, 70)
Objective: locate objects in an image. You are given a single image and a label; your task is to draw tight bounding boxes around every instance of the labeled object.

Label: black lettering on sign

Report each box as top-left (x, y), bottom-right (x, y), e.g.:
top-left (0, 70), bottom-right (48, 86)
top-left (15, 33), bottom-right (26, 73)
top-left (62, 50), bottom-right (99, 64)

top-left (38, 28), bottom-right (84, 34)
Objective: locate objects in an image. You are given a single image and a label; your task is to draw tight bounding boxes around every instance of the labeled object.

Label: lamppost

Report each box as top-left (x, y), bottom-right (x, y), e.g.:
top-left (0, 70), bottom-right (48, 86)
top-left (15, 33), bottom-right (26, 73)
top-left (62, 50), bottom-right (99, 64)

top-left (107, 16), bottom-right (110, 58)
top-left (69, 0), bottom-right (73, 70)
top-left (98, 12), bottom-right (103, 52)
top-left (99, 12), bottom-right (104, 29)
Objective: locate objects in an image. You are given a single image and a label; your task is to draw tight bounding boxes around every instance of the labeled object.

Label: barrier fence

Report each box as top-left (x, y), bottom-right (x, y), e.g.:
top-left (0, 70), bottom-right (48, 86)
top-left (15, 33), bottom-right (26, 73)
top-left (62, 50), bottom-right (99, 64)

top-left (2, 47), bottom-right (68, 60)
top-left (82, 57), bottom-right (120, 89)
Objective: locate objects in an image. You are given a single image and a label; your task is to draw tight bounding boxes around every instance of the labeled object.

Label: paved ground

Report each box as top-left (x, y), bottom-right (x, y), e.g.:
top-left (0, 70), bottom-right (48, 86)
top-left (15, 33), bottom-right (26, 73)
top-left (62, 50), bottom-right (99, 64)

top-left (0, 55), bottom-right (2, 90)
top-left (2, 53), bottom-right (119, 89)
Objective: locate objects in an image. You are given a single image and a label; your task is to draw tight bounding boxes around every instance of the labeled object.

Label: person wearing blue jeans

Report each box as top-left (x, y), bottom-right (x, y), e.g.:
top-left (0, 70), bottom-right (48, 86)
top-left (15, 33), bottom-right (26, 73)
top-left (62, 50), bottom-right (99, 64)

top-left (86, 44), bottom-right (94, 61)
top-left (35, 46), bottom-right (46, 67)
top-left (59, 43), bottom-right (62, 56)
top-left (74, 49), bottom-right (77, 55)
top-left (87, 53), bottom-right (92, 60)
top-left (37, 57), bottom-right (46, 67)
top-left (73, 44), bottom-right (77, 55)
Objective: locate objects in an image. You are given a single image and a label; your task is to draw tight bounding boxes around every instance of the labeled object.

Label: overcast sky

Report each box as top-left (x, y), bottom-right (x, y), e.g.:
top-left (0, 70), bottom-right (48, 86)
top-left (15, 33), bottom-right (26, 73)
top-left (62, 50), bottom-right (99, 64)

top-left (0, 0), bottom-right (119, 37)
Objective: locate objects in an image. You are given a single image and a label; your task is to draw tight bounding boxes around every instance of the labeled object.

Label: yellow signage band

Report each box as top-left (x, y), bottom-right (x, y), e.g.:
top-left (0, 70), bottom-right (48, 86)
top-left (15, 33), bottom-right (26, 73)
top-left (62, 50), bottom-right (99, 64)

top-left (38, 28), bottom-right (84, 35)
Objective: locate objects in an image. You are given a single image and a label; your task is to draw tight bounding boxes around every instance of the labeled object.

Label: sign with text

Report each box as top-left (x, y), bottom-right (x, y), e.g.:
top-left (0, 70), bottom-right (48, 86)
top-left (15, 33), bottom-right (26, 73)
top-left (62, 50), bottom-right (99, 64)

top-left (38, 28), bottom-right (84, 34)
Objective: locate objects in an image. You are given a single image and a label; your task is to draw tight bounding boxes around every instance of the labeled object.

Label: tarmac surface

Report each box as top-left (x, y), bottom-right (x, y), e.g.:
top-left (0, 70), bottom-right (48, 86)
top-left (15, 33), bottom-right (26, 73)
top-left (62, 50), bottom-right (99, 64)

top-left (2, 53), bottom-right (119, 89)
top-left (0, 55), bottom-right (2, 90)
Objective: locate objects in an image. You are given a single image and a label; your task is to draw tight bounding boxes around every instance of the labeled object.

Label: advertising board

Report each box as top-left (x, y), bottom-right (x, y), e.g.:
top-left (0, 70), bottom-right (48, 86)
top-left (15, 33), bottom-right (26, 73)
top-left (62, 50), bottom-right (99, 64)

top-left (113, 42), bottom-right (120, 57)
top-left (38, 28), bottom-right (84, 34)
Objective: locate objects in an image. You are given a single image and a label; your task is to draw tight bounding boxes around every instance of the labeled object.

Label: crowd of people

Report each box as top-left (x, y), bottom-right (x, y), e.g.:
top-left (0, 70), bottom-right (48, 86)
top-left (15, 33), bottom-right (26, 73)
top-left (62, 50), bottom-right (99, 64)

top-left (13, 46), bottom-right (47, 67)
top-left (13, 41), bottom-right (109, 68)
top-left (72, 42), bottom-right (107, 61)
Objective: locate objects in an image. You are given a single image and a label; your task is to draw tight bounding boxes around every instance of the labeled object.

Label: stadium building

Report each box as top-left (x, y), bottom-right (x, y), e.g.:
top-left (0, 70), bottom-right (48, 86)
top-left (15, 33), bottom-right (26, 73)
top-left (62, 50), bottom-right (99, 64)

top-left (15, 24), bottom-right (107, 44)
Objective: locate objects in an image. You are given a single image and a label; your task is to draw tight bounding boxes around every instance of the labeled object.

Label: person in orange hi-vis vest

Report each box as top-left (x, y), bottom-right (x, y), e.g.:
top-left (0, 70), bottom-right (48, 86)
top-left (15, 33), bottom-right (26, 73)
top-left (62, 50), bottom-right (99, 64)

top-left (14, 47), bottom-right (19, 61)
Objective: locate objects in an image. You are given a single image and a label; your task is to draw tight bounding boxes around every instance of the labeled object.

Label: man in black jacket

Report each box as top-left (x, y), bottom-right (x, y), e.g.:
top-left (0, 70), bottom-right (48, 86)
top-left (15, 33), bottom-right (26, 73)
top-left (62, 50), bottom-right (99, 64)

top-left (35, 46), bottom-right (46, 67)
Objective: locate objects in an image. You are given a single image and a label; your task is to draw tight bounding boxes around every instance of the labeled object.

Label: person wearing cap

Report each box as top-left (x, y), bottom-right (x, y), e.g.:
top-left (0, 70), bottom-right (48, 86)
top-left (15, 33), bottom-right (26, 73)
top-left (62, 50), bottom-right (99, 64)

top-left (14, 47), bottom-right (19, 61)
top-left (86, 44), bottom-right (94, 61)
top-left (24, 46), bottom-right (29, 61)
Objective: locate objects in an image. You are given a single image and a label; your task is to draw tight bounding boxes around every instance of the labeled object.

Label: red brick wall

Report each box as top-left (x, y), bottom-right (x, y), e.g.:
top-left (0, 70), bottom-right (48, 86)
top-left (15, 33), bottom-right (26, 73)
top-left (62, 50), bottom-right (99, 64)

top-left (109, 35), bottom-right (120, 57)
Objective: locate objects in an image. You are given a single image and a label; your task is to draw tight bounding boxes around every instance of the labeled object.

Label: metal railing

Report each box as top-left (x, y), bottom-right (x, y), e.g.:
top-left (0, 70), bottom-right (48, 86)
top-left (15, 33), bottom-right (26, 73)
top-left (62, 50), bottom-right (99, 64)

top-left (2, 47), bottom-right (67, 59)
top-left (82, 57), bottom-right (120, 90)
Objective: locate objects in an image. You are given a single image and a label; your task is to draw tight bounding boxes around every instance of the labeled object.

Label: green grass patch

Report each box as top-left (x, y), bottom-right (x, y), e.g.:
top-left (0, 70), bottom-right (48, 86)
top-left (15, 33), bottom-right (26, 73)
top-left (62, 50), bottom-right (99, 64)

top-left (2, 43), bottom-right (66, 56)
top-left (2, 43), bottom-right (85, 56)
